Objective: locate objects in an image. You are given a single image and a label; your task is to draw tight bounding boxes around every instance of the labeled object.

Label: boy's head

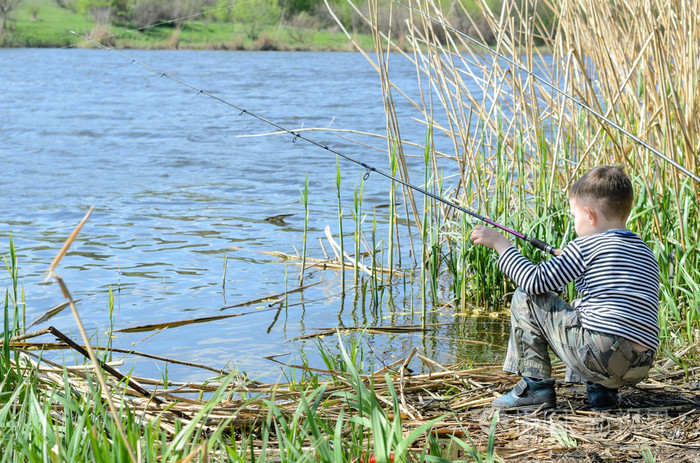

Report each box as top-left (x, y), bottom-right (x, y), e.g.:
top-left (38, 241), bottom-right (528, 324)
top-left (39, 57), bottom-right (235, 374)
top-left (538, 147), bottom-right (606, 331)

top-left (569, 166), bottom-right (634, 232)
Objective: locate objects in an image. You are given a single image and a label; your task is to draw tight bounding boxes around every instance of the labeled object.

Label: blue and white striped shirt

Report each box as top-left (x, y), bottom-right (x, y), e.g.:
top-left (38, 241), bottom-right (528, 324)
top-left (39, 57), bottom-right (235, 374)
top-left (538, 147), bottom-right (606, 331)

top-left (498, 229), bottom-right (660, 350)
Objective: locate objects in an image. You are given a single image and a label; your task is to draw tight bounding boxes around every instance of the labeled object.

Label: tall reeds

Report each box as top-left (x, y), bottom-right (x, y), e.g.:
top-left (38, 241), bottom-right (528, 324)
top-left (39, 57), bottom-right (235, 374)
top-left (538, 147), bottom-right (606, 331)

top-left (338, 0), bottom-right (700, 352)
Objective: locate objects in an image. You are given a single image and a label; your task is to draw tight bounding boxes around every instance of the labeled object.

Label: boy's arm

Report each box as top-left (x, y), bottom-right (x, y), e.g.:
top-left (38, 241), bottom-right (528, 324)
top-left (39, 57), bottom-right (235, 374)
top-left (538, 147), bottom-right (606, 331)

top-left (471, 225), bottom-right (584, 294)
top-left (469, 225), bottom-right (513, 255)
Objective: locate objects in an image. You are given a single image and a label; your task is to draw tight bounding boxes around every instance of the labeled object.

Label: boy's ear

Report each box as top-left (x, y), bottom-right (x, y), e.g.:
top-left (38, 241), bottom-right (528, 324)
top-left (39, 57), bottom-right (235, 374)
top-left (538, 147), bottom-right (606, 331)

top-left (584, 206), bottom-right (597, 225)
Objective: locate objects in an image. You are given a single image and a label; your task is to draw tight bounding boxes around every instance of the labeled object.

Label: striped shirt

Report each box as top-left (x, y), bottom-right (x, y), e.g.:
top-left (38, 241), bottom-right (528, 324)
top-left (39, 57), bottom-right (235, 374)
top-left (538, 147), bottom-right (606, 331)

top-left (498, 229), bottom-right (660, 350)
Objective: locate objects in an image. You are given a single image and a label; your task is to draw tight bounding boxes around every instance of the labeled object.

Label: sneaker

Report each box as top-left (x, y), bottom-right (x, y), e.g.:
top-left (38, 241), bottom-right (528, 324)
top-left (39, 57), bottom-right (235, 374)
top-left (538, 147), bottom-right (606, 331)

top-left (492, 377), bottom-right (556, 410)
top-left (586, 382), bottom-right (619, 410)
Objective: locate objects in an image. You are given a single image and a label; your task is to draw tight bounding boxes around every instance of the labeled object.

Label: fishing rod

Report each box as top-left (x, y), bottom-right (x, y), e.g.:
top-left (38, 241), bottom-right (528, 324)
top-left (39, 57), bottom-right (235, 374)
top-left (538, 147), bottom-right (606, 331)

top-left (70, 31), bottom-right (561, 256)
top-left (394, 0), bottom-right (700, 185)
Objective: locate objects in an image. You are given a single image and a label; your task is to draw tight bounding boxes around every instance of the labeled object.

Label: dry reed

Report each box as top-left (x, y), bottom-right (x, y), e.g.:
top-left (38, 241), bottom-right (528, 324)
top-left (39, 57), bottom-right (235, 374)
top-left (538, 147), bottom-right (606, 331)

top-left (6, 338), bottom-right (700, 461)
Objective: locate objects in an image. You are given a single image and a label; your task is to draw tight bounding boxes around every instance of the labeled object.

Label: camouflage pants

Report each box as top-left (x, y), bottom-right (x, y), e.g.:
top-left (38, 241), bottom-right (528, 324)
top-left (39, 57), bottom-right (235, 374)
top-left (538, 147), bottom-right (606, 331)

top-left (503, 289), bottom-right (655, 389)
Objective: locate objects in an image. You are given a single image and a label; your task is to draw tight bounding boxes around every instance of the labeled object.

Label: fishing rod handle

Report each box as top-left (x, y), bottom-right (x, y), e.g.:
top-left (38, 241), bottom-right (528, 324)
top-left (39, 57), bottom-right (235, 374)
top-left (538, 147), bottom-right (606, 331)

top-left (527, 237), bottom-right (563, 256)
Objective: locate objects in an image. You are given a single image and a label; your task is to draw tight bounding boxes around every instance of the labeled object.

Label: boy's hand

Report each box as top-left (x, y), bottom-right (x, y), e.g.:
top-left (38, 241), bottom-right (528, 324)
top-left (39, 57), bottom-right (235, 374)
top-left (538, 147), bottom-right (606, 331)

top-left (470, 225), bottom-right (513, 255)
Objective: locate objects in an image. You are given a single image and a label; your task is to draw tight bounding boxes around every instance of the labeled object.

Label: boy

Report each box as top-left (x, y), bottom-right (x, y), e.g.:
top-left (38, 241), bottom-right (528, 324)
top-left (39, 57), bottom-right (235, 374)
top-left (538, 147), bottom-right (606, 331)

top-left (469, 166), bottom-right (659, 410)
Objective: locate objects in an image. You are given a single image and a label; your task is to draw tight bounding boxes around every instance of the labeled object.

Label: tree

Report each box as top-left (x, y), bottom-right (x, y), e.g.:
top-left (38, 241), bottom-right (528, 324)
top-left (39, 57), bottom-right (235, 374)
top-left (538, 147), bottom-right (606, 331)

top-left (0, 0), bottom-right (23, 35)
top-left (75, 0), bottom-right (216, 29)
top-left (232, 0), bottom-right (280, 40)
top-left (75, 0), bottom-right (129, 23)
top-left (128, 0), bottom-right (216, 29)
top-left (279, 0), bottom-right (315, 18)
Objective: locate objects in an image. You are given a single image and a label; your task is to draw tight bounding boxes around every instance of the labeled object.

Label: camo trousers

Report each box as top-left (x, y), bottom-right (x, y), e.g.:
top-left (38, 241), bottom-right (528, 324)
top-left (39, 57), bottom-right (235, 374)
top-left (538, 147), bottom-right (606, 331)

top-left (502, 289), bottom-right (655, 389)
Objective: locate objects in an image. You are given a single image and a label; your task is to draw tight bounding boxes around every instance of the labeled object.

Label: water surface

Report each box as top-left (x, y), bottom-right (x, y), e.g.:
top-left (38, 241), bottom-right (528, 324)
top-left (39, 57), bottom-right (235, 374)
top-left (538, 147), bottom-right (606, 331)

top-left (1, 48), bottom-right (508, 381)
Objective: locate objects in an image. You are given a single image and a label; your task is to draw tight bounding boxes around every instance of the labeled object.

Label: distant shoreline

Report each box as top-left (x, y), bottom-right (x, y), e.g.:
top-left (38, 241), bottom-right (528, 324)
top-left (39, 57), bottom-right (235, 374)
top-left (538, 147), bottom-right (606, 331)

top-left (1, 0), bottom-right (377, 51)
top-left (1, 30), bottom-right (375, 52)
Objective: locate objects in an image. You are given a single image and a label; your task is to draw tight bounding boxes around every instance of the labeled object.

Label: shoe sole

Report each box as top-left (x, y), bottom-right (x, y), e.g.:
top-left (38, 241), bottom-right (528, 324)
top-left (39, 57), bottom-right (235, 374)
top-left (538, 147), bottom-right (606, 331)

top-left (491, 402), bottom-right (556, 412)
top-left (591, 404), bottom-right (618, 412)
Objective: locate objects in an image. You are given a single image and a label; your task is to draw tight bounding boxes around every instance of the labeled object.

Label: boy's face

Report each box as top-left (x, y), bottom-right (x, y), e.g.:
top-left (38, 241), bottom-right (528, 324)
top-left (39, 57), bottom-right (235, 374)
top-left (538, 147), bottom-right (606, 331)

top-left (569, 196), bottom-right (596, 237)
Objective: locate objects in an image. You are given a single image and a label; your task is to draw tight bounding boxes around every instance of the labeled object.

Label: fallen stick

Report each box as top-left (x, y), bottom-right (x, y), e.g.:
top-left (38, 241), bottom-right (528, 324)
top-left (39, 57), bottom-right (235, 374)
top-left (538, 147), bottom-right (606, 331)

top-left (114, 308), bottom-right (278, 333)
top-left (47, 326), bottom-right (164, 404)
top-left (9, 341), bottom-right (228, 375)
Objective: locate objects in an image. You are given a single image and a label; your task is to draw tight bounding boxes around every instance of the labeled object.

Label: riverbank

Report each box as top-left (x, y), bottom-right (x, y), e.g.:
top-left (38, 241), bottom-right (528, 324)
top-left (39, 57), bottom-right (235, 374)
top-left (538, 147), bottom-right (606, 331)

top-left (0, 0), bottom-right (376, 50)
top-left (4, 325), bottom-right (699, 461)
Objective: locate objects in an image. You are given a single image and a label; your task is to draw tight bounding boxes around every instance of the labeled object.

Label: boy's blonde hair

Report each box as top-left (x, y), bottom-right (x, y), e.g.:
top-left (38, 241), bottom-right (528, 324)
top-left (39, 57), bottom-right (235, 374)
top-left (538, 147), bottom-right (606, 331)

top-left (569, 166), bottom-right (634, 221)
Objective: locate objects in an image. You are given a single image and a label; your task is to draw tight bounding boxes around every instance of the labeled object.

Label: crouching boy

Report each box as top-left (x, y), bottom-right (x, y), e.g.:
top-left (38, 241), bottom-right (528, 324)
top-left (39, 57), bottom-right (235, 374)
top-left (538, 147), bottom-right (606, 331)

top-left (469, 166), bottom-right (659, 410)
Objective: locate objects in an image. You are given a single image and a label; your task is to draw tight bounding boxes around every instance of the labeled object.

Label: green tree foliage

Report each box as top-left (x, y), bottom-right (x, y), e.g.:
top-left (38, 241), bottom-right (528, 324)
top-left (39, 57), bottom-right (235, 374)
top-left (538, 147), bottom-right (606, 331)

top-left (232, 0), bottom-right (281, 40)
top-left (279, 0), bottom-right (315, 17)
top-left (209, 0), bottom-right (233, 22)
top-left (75, 0), bottom-right (124, 15)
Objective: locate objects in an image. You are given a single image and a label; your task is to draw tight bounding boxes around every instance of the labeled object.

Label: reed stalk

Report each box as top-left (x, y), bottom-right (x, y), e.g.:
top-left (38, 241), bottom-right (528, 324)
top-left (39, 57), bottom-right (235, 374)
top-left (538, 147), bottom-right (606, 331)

top-left (387, 143), bottom-right (398, 275)
top-left (420, 142), bottom-right (430, 328)
top-left (3, 235), bottom-right (20, 340)
top-left (300, 173), bottom-right (310, 286)
top-left (352, 179), bottom-right (365, 285)
top-left (335, 157), bottom-right (346, 293)
top-left (103, 285), bottom-right (115, 363)
top-left (370, 212), bottom-right (379, 310)
top-left (222, 253), bottom-right (228, 294)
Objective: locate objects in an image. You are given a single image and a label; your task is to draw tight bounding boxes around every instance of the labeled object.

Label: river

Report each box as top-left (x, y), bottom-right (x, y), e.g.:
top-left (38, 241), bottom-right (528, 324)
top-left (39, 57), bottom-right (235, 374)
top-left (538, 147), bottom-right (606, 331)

top-left (1, 48), bottom-right (508, 382)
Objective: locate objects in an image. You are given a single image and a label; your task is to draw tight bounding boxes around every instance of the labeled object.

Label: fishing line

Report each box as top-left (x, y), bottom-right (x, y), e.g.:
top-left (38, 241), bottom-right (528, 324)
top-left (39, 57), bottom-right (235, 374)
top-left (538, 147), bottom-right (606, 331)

top-left (70, 31), bottom-right (560, 256)
top-left (394, 0), bottom-right (700, 185)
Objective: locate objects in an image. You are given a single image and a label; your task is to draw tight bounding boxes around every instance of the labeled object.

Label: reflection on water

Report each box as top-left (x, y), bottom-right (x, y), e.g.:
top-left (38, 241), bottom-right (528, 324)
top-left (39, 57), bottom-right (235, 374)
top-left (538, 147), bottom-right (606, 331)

top-left (1, 48), bottom-right (508, 382)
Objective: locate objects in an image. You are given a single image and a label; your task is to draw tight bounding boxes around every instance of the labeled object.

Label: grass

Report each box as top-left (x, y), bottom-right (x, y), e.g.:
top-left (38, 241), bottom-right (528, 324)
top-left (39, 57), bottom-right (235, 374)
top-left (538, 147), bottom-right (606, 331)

top-left (1, 0), bottom-right (92, 47)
